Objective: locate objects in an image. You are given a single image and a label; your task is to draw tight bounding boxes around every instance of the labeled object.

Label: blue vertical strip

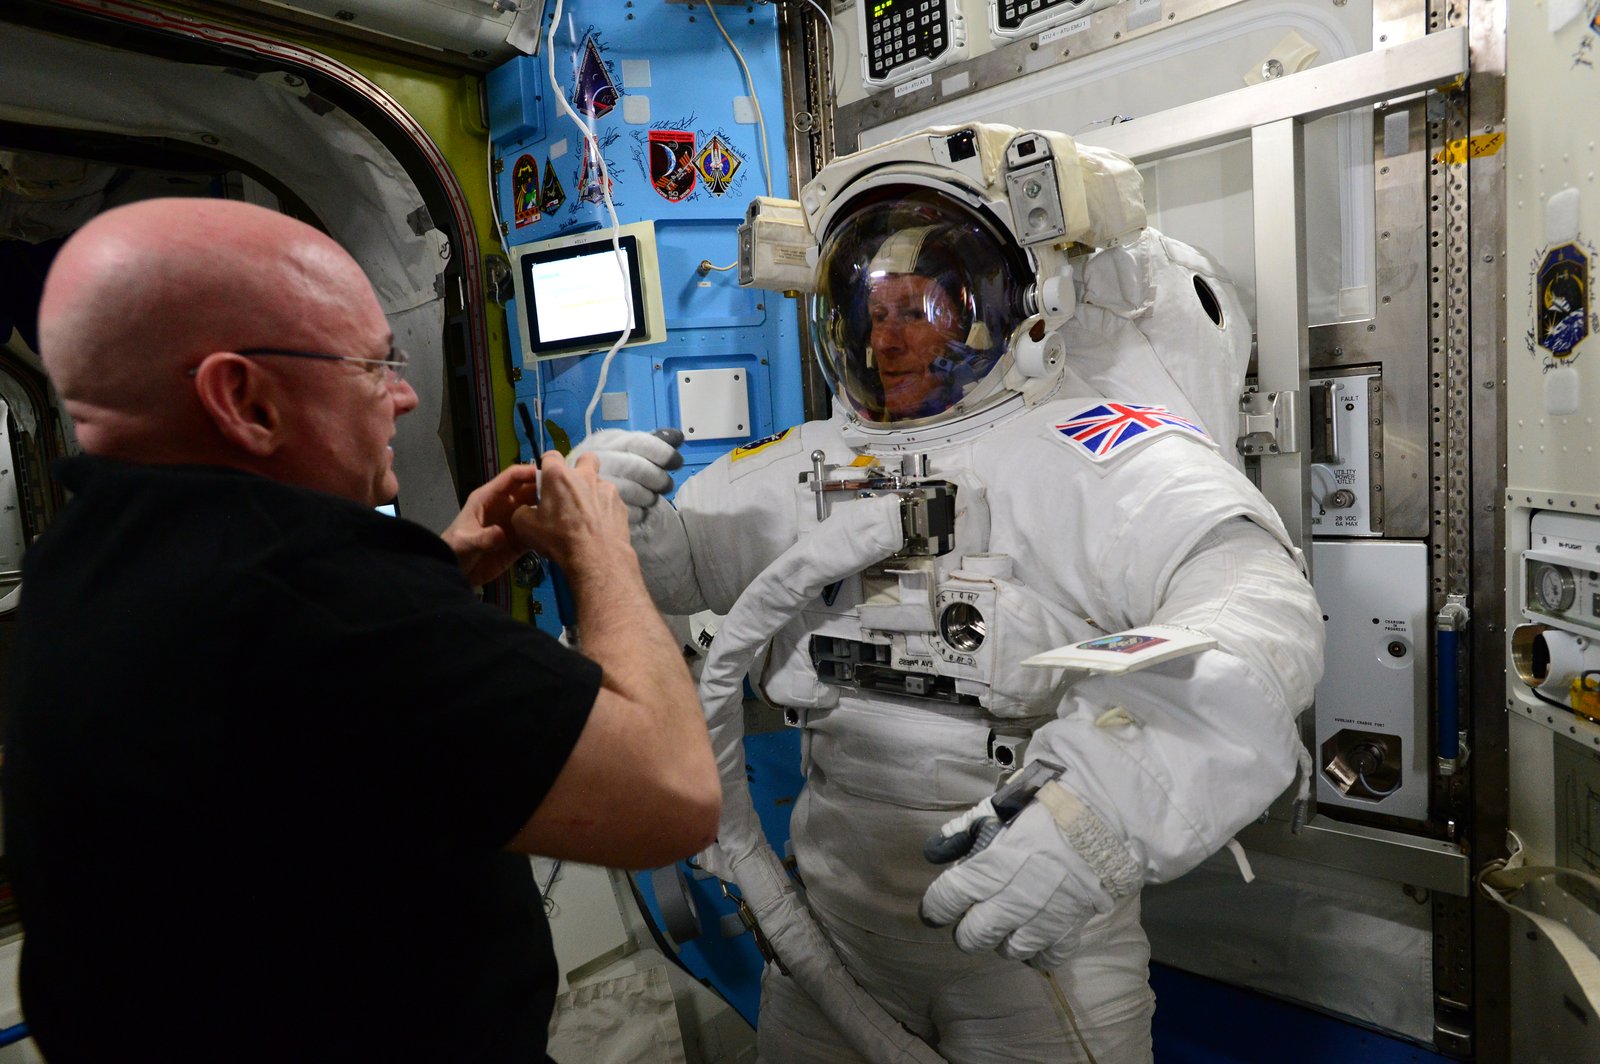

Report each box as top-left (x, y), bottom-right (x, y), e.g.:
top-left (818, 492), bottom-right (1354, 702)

top-left (1436, 628), bottom-right (1460, 761)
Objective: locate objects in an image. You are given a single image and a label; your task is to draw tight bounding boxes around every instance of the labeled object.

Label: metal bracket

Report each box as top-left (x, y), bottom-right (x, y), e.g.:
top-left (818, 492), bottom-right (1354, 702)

top-left (1237, 388), bottom-right (1302, 456)
top-left (1238, 813), bottom-right (1471, 897)
top-left (1437, 592), bottom-right (1471, 633)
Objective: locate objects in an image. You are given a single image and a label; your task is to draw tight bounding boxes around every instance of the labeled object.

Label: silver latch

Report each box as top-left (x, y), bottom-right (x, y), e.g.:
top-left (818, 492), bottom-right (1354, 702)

top-left (1237, 389), bottom-right (1302, 456)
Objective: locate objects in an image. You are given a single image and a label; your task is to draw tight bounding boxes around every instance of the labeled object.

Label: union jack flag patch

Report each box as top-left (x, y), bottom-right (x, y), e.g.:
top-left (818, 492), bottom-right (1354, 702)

top-left (1053, 402), bottom-right (1211, 461)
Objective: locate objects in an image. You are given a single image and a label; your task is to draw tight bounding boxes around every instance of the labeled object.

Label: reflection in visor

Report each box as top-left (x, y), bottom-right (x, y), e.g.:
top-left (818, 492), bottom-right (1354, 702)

top-left (810, 187), bottom-right (1028, 426)
top-left (867, 273), bottom-right (966, 419)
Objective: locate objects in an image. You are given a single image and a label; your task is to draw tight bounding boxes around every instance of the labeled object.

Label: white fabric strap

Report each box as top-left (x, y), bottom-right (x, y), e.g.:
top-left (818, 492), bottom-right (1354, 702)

top-left (1479, 863), bottom-right (1600, 1019)
top-left (1223, 838), bottom-right (1256, 884)
top-left (1036, 782), bottom-right (1143, 899)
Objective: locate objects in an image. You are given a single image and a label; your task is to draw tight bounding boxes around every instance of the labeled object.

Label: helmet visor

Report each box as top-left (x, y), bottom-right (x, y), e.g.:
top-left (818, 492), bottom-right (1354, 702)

top-left (809, 187), bottom-right (1028, 425)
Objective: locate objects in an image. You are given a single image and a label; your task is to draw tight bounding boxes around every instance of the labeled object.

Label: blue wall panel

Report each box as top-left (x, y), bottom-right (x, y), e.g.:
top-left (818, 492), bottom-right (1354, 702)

top-left (489, 0), bottom-right (804, 637)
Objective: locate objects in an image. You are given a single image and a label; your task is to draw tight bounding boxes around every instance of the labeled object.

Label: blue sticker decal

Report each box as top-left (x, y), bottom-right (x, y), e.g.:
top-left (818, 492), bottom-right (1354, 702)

top-left (696, 134), bottom-right (744, 196)
top-left (649, 129), bottom-right (698, 202)
top-left (541, 159), bottom-right (566, 214)
top-left (572, 33), bottom-right (619, 119)
top-left (573, 130), bottom-right (623, 210)
top-left (1537, 243), bottom-right (1590, 357)
top-left (511, 153), bottom-right (540, 228)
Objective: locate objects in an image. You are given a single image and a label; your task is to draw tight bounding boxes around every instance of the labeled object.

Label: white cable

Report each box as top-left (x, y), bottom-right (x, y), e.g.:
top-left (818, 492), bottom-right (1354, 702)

top-left (705, 1), bottom-right (773, 198)
top-left (547, 0), bottom-right (631, 437)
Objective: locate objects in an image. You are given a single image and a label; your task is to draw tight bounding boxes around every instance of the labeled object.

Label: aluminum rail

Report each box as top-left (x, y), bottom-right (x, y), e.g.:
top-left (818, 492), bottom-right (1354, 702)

top-left (1076, 27), bottom-right (1469, 164)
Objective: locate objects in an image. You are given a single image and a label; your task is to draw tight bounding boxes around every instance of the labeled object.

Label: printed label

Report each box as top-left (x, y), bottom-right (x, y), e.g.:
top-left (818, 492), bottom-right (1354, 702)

top-left (894, 74), bottom-right (934, 98)
top-left (1039, 17), bottom-right (1091, 45)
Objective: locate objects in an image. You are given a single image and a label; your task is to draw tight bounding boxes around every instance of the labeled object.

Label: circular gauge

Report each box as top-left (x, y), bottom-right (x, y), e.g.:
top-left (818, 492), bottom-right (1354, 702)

top-left (939, 601), bottom-right (987, 653)
top-left (1532, 562), bottom-right (1578, 613)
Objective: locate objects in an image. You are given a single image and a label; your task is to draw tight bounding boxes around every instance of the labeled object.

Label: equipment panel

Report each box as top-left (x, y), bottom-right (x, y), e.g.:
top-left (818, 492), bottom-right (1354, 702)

top-left (1310, 371), bottom-right (1383, 537)
top-left (1522, 511), bottom-right (1600, 638)
top-left (858, 0), bottom-right (967, 91)
top-left (1313, 540), bottom-right (1430, 821)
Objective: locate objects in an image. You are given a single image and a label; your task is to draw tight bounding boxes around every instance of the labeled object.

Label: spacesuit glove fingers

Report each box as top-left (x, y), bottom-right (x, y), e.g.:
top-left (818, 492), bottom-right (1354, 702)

top-left (933, 797), bottom-right (998, 844)
top-left (573, 429), bottom-right (682, 473)
top-left (1022, 930), bottom-right (1084, 973)
top-left (947, 856), bottom-right (1061, 955)
top-left (593, 450), bottom-right (676, 498)
top-left (994, 877), bottom-right (1093, 967)
top-left (924, 798), bottom-right (1000, 864)
top-left (918, 840), bottom-right (1029, 930)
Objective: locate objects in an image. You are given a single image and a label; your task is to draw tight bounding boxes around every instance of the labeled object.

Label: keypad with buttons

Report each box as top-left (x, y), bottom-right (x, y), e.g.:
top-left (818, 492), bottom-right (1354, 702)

top-left (996, 0), bottom-right (1088, 32)
top-left (865, 0), bottom-right (948, 81)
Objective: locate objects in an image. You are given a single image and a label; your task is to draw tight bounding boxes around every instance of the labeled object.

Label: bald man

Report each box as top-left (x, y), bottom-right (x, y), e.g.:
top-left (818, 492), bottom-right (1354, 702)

top-left (2, 199), bottom-right (719, 1063)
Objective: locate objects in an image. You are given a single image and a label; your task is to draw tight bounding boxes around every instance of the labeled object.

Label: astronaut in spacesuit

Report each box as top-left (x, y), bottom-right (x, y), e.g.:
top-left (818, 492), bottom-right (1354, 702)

top-left (577, 126), bottom-right (1323, 1064)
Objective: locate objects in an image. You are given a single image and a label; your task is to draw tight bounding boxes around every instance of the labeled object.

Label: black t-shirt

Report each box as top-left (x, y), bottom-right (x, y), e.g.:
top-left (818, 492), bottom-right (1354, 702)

top-left (2, 458), bottom-right (600, 1063)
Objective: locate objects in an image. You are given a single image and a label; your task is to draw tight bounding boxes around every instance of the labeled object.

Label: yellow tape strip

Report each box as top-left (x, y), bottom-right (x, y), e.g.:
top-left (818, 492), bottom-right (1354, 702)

top-left (1434, 132), bottom-right (1506, 166)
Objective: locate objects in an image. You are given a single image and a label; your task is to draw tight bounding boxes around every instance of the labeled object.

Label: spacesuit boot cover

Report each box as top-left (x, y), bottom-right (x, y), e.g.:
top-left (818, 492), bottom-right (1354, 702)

top-left (624, 123), bottom-right (1325, 1064)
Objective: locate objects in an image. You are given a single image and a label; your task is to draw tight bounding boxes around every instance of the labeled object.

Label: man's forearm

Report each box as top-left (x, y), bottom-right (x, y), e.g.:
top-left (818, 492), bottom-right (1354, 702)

top-left (567, 548), bottom-right (700, 714)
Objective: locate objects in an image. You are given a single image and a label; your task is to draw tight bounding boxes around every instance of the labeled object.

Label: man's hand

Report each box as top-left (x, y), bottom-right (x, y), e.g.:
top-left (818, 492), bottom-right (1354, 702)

top-left (569, 429), bottom-right (684, 525)
top-left (508, 451), bottom-right (632, 580)
top-left (919, 784), bottom-right (1112, 971)
top-left (441, 462), bottom-right (542, 587)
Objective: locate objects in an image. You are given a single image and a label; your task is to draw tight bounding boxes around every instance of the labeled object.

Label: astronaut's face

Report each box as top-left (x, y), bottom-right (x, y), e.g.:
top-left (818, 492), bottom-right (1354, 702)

top-left (868, 274), bottom-right (964, 419)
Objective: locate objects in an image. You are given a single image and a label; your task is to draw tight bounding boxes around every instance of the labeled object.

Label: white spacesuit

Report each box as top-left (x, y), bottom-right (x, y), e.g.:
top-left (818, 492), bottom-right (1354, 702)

top-left (580, 125), bottom-right (1324, 1064)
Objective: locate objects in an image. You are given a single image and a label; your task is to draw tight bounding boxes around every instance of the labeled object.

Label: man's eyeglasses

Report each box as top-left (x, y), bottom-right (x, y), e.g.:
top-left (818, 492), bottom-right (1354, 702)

top-left (187, 347), bottom-right (410, 383)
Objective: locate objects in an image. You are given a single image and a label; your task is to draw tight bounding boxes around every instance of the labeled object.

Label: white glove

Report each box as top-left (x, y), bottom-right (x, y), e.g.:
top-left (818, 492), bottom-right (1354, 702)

top-left (569, 428), bottom-right (684, 524)
top-left (919, 783), bottom-right (1113, 970)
